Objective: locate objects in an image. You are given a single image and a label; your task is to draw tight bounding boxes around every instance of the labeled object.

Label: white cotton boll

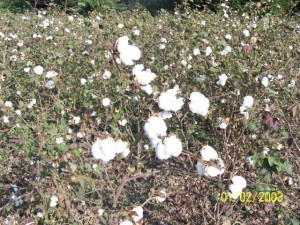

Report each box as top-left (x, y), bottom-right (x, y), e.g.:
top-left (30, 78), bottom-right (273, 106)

top-left (33, 65), bottom-right (44, 75)
top-left (156, 190), bottom-right (167, 202)
top-left (101, 98), bottom-right (111, 107)
top-left (158, 91), bottom-right (184, 112)
top-left (200, 145), bottom-right (218, 161)
top-left (2, 116), bottom-right (9, 123)
top-left (219, 122), bottom-right (228, 129)
top-left (133, 29), bottom-right (140, 36)
top-left (159, 111), bottom-right (172, 120)
top-left (189, 92), bottom-right (210, 116)
top-left (76, 132), bottom-right (85, 139)
top-left (118, 23), bottom-right (124, 29)
top-left (232, 175), bottom-right (247, 189)
top-left (155, 142), bottom-right (170, 160)
top-left (118, 119), bottom-right (127, 126)
top-left (159, 44), bottom-right (166, 49)
top-left (91, 137), bottom-right (116, 162)
top-left (115, 139), bottom-right (129, 154)
top-left (225, 34), bottom-right (232, 40)
top-left (206, 166), bottom-right (221, 177)
top-left (205, 46), bottom-right (212, 56)
top-left (164, 135), bottom-right (182, 157)
top-left (181, 60), bottom-right (187, 66)
top-left (46, 70), bottom-right (57, 78)
top-left (73, 116), bottom-right (80, 124)
top-left (150, 137), bottom-right (162, 148)
top-left (49, 196), bottom-right (58, 207)
top-left (242, 96), bottom-right (254, 108)
top-left (80, 78), bottom-right (87, 85)
top-left (228, 184), bottom-right (243, 199)
top-left (56, 137), bottom-right (64, 144)
top-left (140, 84), bottom-right (153, 95)
top-left (102, 70), bottom-right (111, 79)
top-left (134, 69), bottom-right (156, 86)
top-left (119, 221), bottom-right (133, 225)
top-left (131, 206), bottom-right (143, 222)
top-left (193, 48), bottom-right (200, 56)
top-left (24, 67), bottom-right (30, 73)
top-left (144, 116), bottom-right (167, 139)
top-left (246, 155), bottom-right (253, 165)
top-left (119, 52), bottom-right (134, 66)
top-left (217, 74), bottom-right (228, 86)
top-left (243, 29), bottom-right (250, 37)
top-left (46, 80), bottom-right (55, 89)
top-left (127, 45), bottom-right (141, 61)
top-left (261, 77), bottom-right (269, 87)
top-left (132, 64), bottom-right (144, 76)
top-left (196, 161), bottom-right (206, 176)
top-left (15, 110), bottom-right (21, 116)
top-left (4, 101), bottom-right (12, 108)
top-left (117, 36), bottom-right (129, 53)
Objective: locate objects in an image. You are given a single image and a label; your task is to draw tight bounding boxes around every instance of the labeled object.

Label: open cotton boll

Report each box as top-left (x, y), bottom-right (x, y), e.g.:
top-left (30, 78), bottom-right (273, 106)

top-left (155, 142), bottom-right (171, 160)
top-left (261, 76), bottom-right (269, 87)
top-left (134, 69), bottom-right (156, 86)
top-left (116, 36), bottom-right (129, 52)
top-left (131, 206), bottom-right (143, 222)
top-left (132, 64), bottom-right (144, 76)
top-left (232, 175), bottom-right (247, 189)
top-left (200, 145), bottom-right (218, 161)
top-left (140, 84), bottom-right (153, 95)
top-left (158, 92), bottom-right (184, 112)
top-left (119, 221), bottom-right (133, 225)
top-left (163, 135), bottom-right (183, 157)
top-left (228, 184), bottom-right (243, 199)
top-left (160, 111), bottom-right (172, 120)
top-left (150, 137), bottom-right (162, 148)
top-left (242, 96), bottom-right (254, 108)
top-left (119, 52), bottom-right (134, 66)
top-left (33, 65), bottom-right (44, 75)
top-left (91, 137), bottom-right (116, 162)
top-left (144, 116), bottom-right (167, 139)
top-left (115, 139), bottom-right (130, 154)
top-left (189, 92), bottom-right (210, 116)
top-left (196, 161), bottom-right (206, 176)
top-left (127, 45), bottom-right (141, 61)
top-left (206, 166), bottom-right (222, 177)
top-left (217, 74), bottom-right (228, 86)
top-left (49, 196), bottom-right (58, 207)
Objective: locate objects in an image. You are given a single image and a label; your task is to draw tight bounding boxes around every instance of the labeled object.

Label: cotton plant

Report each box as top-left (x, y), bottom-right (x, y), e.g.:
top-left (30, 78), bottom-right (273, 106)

top-left (196, 145), bottom-right (225, 177)
top-left (116, 36), bottom-right (141, 66)
top-left (228, 175), bottom-right (247, 199)
top-left (189, 92), bottom-right (210, 116)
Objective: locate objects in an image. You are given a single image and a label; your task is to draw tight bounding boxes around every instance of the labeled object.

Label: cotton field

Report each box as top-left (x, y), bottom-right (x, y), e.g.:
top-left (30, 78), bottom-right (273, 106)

top-left (0, 3), bottom-right (299, 225)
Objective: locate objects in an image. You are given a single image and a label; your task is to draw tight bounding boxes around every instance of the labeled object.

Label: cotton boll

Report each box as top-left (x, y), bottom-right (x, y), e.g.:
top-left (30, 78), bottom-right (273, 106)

top-left (91, 138), bottom-right (116, 162)
top-left (140, 84), bottom-right (153, 95)
top-left (243, 29), bottom-right (250, 37)
top-left (155, 142), bottom-right (170, 160)
top-left (242, 96), bottom-right (254, 108)
top-left (232, 175), bottom-right (247, 189)
top-left (200, 145), bottom-right (218, 161)
top-left (119, 221), bottom-right (133, 225)
top-left (46, 80), bottom-right (55, 89)
top-left (132, 64), bottom-right (144, 76)
top-left (206, 166), bottom-right (221, 177)
top-left (228, 184), bottom-right (243, 199)
top-left (49, 196), bottom-right (58, 207)
top-left (33, 65), bottom-right (44, 75)
top-left (196, 161), bottom-right (206, 176)
top-left (101, 98), bottom-right (111, 107)
top-left (159, 111), bottom-right (172, 120)
top-left (217, 74), bottom-right (228, 86)
top-left (150, 137), bottom-right (162, 148)
top-left (114, 139), bottom-right (130, 158)
top-left (205, 46), bottom-right (212, 56)
top-left (158, 91), bottom-right (184, 112)
top-left (261, 77), bottom-right (269, 87)
top-left (134, 69), bottom-right (156, 86)
top-left (102, 70), bottom-right (111, 79)
top-left (189, 92), bottom-right (210, 116)
top-left (156, 190), bottom-right (167, 202)
top-left (46, 70), bottom-right (57, 78)
top-left (116, 36), bottom-right (129, 53)
top-left (127, 45), bottom-right (141, 61)
top-left (164, 135), bottom-right (182, 157)
top-left (131, 206), bottom-right (143, 222)
top-left (119, 52), bottom-right (134, 66)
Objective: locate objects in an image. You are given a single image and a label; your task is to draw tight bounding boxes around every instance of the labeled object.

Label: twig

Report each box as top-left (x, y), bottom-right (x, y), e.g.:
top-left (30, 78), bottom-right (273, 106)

top-left (112, 170), bottom-right (159, 208)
